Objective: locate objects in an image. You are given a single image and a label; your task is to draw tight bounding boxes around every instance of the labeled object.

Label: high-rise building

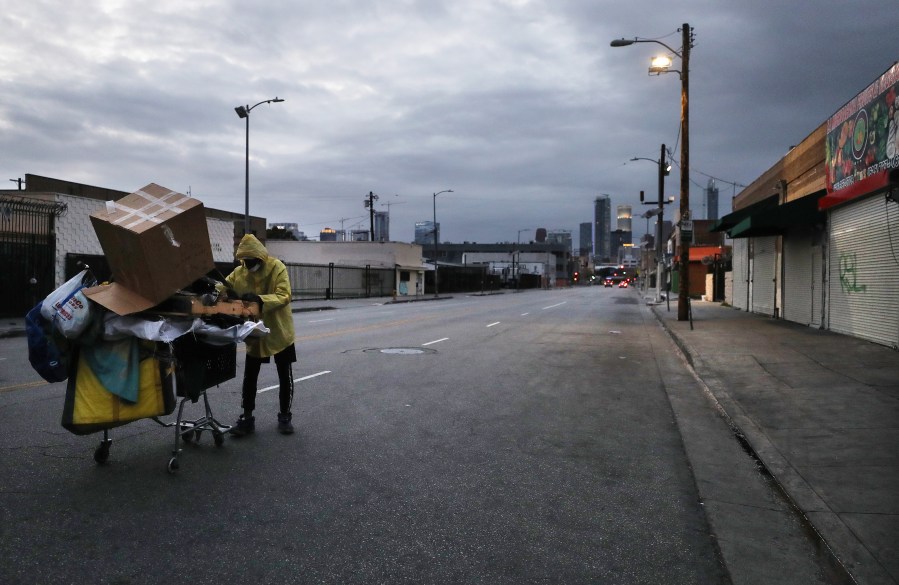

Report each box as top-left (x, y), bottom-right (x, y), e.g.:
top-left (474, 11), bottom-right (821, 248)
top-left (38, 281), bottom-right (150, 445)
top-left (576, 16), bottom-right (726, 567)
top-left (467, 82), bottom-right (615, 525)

top-left (594, 195), bottom-right (611, 262)
top-left (617, 205), bottom-right (632, 235)
top-left (373, 210), bottom-right (389, 242)
top-left (268, 222), bottom-right (305, 240)
top-left (579, 222), bottom-right (592, 257)
top-left (319, 227), bottom-right (337, 242)
top-left (546, 230), bottom-right (572, 254)
top-left (705, 179), bottom-right (720, 220)
top-left (414, 221), bottom-right (438, 245)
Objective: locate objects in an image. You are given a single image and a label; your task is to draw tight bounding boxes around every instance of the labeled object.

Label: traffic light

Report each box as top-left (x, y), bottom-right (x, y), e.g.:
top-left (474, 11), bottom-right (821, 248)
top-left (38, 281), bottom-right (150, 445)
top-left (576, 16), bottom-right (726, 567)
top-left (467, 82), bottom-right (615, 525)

top-left (573, 271), bottom-right (579, 283)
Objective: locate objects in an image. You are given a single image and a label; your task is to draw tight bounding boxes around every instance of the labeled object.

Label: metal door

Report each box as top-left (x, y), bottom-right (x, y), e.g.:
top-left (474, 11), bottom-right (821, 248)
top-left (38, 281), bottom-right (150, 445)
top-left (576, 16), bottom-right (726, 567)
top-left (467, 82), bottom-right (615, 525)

top-left (0, 197), bottom-right (66, 317)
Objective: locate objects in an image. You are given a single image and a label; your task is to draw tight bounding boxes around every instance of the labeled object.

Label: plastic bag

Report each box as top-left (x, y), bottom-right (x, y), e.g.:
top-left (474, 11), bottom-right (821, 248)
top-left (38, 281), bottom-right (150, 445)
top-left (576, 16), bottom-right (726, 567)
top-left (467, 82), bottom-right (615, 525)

top-left (40, 270), bottom-right (96, 339)
top-left (26, 302), bottom-right (70, 383)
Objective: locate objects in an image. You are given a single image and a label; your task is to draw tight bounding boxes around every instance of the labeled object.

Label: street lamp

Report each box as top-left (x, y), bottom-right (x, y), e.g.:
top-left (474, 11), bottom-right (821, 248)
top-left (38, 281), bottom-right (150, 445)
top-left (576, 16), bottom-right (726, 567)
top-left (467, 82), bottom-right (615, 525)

top-left (612, 23), bottom-right (693, 321)
top-left (235, 97), bottom-right (285, 235)
top-left (515, 228), bottom-right (531, 290)
top-left (432, 189), bottom-right (453, 297)
top-left (630, 144), bottom-right (673, 303)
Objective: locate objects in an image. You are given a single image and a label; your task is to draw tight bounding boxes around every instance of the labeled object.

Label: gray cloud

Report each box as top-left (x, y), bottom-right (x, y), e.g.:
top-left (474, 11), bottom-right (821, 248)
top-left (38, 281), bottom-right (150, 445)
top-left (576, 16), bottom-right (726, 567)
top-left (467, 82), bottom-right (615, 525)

top-left (2, 0), bottom-right (897, 248)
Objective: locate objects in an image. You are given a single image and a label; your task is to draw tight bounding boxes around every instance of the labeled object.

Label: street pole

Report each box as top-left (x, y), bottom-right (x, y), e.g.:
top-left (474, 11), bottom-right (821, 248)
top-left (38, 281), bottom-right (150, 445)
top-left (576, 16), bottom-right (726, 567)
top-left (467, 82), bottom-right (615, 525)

top-left (610, 23), bottom-right (693, 320)
top-left (657, 143), bottom-right (666, 304)
top-left (677, 23), bottom-right (691, 322)
top-left (235, 97), bottom-right (284, 236)
top-left (432, 189), bottom-right (453, 297)
top-left (243, 114), bottom-right (250, 235)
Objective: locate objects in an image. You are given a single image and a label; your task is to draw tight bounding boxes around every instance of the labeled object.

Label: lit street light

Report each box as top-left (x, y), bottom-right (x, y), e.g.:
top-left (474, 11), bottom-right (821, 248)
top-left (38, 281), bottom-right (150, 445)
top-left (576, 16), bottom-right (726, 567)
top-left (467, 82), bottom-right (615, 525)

top-left (235, 97), bottom-right (284, 235)
top-left (612, 23), bottom-right (693, 321)
top-left (432, 189), bottom-right (453, 297)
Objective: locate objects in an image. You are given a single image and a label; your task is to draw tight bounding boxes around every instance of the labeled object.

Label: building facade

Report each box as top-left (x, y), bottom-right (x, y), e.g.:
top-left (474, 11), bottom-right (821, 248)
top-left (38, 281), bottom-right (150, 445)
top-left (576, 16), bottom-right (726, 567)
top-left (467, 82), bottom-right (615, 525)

top-left (594, 195), bottom-right (611, 262)
top-left (373, 210), bottom-right (389, 242)
top-left (715, 61), bottom-right (899, 349)
top-left (579, 222), bottom-right (592, 258)
top-left (414, 220), bottom-right (438, 245)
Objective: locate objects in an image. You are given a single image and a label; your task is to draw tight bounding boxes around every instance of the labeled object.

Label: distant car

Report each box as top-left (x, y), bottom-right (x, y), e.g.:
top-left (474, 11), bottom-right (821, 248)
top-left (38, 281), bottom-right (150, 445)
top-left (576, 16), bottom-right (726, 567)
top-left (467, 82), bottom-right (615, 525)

top-left (618, 281), bottom-right (628, 288)
top-left (604, 280), bottom-right (613, 287)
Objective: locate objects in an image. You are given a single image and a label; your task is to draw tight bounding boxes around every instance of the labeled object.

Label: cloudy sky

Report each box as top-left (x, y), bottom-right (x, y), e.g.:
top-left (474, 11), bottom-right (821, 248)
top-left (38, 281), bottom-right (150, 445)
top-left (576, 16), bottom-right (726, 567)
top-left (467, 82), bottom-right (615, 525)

top-left (2, 1), bottom-right (897, 249)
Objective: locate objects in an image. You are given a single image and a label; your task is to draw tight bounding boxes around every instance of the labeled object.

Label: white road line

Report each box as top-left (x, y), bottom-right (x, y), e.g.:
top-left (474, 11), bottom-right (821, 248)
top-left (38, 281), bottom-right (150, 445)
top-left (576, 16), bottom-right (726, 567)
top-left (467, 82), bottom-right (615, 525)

top-left (258, 370), bottom-right (332, 393)
top-left (521, 312), bottom-right (530, 316)
top-left (422, 338), bottom-right (449, 346)
top-left (308, 318), bottom-right (335, 323)
top-left (542, 302), bottom-right (567, 310)
top-left (486, 321), bottom-right (501, 328)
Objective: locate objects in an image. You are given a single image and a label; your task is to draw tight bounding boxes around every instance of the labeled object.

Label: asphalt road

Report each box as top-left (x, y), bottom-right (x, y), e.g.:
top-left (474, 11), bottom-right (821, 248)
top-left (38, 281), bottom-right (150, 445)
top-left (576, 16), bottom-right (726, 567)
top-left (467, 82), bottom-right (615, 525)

top-left (0, 287), bottom-right (803, 584)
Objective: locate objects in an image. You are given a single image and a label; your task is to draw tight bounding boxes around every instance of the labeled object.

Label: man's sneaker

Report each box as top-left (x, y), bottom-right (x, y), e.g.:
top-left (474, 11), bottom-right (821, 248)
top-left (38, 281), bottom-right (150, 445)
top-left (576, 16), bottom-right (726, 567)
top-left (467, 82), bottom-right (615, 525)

top-left (277, 412), bottom-right (294, 435)
top-left (228, 414), bottom-right (255, 437)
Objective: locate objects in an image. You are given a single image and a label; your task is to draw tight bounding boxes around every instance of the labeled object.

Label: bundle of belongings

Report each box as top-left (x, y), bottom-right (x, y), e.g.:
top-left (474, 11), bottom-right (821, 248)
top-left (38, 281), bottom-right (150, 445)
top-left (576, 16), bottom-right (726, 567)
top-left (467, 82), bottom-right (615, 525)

top-left (26, 184), bottom-right (268, 435)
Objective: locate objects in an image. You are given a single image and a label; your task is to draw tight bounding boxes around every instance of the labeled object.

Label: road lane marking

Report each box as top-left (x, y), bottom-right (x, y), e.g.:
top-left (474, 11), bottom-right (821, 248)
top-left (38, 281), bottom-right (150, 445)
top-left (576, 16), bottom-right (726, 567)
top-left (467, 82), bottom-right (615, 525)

top-left (486, 321), bottom-right (501, 328)
top-left (259, 370), bottom-right (331, 393)
top-left (308, 318), bottom-right (335, 323)
top-left (542, 302), bottom-right (567, 310)
top-left (0, 380), bottom-right (48, 393)
top-left (521, 312), bottom-right (530, 316)
top-left (422, 338), bottom-right (449, 346)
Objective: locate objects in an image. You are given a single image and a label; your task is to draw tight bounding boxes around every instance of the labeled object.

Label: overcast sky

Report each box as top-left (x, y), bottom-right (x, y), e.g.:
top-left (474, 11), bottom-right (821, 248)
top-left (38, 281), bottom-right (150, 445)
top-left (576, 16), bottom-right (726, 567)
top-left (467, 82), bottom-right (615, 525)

top-left (2, 1), bottom-right (897, 249)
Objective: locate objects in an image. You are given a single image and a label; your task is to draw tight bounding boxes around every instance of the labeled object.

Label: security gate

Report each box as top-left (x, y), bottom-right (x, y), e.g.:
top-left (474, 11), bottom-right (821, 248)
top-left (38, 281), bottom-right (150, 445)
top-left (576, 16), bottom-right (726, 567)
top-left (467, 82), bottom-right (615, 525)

top-left (827, 194), bottom-right (899, 347)
top-left (0, 197), bottom-right (66, 318)
top-left (731, 238), bottom-right (749, 310)
top-left (782, 227), bottom-right (823, 327)
top-left (751, 236), bottom-right (778, 317)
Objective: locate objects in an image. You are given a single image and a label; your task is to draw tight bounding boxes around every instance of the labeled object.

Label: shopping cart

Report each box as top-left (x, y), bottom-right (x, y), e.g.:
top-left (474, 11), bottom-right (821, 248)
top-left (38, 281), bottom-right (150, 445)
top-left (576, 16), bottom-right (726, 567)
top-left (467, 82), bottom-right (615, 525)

top-left (88, 336), bottom-right (237, 473)
top-left (151, 335), bottom-right (237, 473)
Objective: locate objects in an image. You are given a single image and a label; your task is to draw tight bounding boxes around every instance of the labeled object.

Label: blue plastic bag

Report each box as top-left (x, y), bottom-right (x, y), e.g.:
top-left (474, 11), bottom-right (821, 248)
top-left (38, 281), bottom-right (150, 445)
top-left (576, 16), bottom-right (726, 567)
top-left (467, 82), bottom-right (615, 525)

top-left (26, 302), bottom-right (69, 383)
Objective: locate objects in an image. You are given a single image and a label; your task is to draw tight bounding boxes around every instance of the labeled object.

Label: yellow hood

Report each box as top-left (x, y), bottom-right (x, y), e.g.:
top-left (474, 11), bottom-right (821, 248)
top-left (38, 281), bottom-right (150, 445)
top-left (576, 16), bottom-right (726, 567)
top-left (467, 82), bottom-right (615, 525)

top-left (235, 234), bottom-right (270, 262)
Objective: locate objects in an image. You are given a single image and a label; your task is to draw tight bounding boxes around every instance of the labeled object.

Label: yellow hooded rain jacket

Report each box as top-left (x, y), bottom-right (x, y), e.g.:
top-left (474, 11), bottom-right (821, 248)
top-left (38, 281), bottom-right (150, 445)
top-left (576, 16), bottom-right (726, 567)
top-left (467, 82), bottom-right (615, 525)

top-left (225, 234), bottom-right (295, 358)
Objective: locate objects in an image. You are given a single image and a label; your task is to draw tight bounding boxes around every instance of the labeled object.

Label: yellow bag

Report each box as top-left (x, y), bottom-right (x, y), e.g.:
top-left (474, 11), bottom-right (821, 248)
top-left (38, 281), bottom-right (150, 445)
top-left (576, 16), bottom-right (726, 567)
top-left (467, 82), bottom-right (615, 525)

top-left (61, 342), bottom-right (175, 435)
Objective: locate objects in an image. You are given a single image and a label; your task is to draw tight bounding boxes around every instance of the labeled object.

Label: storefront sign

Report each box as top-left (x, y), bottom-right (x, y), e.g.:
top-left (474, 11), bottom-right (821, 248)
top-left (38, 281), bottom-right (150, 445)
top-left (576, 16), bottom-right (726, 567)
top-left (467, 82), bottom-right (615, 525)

top-left (825, 62), bottom-right (899, 202)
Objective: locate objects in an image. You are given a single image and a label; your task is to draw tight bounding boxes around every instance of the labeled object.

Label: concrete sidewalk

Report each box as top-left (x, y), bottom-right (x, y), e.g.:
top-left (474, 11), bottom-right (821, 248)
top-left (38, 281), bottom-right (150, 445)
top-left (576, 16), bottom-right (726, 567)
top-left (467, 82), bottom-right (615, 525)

top-left (651, 299), bottom-right (899, 585)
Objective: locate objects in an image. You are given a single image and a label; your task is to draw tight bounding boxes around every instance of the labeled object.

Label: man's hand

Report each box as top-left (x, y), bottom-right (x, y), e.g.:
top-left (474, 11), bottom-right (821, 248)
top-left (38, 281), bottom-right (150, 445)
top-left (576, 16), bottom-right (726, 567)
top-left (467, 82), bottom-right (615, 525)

top-left (241, 293), bottom-right (263, 307)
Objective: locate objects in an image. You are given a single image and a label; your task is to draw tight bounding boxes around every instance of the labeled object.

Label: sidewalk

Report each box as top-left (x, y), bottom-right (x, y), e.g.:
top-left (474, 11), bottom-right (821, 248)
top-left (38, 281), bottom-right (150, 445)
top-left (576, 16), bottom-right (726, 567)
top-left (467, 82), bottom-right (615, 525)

top-left (651, 299), bottom-right (899, 585)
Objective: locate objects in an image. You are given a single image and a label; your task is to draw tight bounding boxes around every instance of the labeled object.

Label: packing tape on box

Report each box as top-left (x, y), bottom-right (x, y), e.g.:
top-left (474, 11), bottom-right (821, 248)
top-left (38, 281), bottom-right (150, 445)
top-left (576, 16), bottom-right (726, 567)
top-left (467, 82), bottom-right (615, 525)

top-left (109, 189), bottom-right (188, 230)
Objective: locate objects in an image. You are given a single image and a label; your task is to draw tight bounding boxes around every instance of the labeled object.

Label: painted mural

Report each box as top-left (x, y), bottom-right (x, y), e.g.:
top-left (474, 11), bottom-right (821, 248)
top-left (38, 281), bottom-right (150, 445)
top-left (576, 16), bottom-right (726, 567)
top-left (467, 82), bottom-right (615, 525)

top-left (826, 62), bottom-right (899, 194)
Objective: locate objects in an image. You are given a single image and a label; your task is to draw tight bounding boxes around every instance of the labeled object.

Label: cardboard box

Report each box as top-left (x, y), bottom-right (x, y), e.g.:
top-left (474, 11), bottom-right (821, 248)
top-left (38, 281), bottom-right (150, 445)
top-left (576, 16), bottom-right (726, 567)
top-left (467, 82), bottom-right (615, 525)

top-left (86, 184), bottom-right (215, 314)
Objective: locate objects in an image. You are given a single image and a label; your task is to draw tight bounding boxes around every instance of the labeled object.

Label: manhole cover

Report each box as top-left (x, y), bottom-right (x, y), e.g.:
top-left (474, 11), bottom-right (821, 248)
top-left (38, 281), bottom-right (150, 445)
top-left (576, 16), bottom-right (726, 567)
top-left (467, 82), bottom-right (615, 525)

top-left (363, 347), bottom-right (436, 355)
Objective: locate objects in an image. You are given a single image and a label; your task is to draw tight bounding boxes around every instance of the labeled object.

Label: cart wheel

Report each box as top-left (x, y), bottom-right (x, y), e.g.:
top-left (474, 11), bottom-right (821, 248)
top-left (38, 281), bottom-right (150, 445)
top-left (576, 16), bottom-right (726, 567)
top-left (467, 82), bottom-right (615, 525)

top-left (94, 442), bottom-right (110, 464)
top-left (213, 431), bottom-right (224, 447)
top-left (167, 457), bottom-right (180, 474)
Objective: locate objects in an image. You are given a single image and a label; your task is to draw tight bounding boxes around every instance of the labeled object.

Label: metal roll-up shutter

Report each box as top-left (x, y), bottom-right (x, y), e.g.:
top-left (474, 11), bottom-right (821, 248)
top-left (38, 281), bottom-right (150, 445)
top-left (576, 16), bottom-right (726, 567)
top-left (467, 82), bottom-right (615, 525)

top-left (783, 228), bottom-right (814, 325)
top-left (827, 194), bottom-right (899, 347)
top-left (751, 236), bottom-right (777, 316)
top-left (731, 238), bottom-right (749, 310)
top-left (810, 239), bottom-right (823, 328)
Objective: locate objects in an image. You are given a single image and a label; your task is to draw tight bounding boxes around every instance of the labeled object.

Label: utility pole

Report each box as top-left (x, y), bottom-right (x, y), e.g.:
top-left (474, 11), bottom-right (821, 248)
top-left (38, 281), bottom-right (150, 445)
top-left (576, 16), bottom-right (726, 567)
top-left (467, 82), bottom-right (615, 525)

top-left (363, 191), bottom-right (379, 241)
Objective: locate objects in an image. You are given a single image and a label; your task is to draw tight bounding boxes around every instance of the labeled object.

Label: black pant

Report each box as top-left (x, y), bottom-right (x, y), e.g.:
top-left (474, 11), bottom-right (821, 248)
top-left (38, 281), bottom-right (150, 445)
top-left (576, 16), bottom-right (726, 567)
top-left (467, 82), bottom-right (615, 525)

top-left (241, 345), bottom-right (296, 414)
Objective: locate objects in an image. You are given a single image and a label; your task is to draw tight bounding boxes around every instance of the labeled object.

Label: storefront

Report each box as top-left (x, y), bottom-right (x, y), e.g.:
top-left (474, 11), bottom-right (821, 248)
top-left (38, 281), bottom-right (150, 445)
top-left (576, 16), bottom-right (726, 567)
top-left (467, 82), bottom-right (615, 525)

top-left (819, 61), bottom-right (899, 348)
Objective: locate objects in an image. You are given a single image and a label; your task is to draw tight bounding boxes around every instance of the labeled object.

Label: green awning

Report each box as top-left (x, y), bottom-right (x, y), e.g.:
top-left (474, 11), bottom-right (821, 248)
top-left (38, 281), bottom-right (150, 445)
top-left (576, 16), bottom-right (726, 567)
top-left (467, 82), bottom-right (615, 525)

top-left (710, 195), bottom-right (779, 233)
top-left (728, 193), bottom-right (825, 238)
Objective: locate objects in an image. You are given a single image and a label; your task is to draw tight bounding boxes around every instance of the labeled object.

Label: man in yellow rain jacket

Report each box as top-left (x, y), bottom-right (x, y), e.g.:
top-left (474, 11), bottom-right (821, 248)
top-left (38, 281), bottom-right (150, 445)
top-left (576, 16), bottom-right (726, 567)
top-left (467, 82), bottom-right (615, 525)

top-left (225, 234), bottom-right (296, 435)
